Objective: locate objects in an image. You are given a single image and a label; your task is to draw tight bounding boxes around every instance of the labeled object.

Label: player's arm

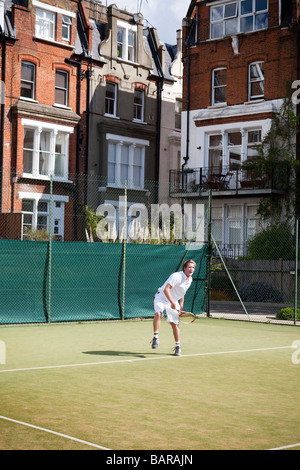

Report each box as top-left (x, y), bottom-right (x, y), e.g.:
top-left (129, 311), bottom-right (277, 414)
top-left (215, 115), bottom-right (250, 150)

top-left (163, 283), bottom-right (177, 310)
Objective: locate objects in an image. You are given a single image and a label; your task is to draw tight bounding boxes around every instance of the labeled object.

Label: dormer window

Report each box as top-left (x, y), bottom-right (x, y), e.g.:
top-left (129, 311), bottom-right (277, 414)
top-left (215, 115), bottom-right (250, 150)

top-left (117, 20), bottom-right (137, 62)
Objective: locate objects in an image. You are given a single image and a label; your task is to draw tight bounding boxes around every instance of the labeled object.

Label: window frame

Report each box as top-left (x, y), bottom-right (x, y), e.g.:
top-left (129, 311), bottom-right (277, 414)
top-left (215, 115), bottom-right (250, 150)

top-left (35, 7), bottom-right (56, 41)
top-left (106, 133), bottom-right (149, 189)
top-left (21, 119), bottom-right (74, 181)
top-left (105, 82), bottom-right (118, 117)
top-left (133, 89), bottom-right (145, 122)
top-left (116, 20), bottom-right (137, 63)
top-left (55, 69), bottom-right (69, 107)
top-left (210, 0), bottom-right (268, 39)
top-left (212, 68), bottom-right (227, 106)
top-left (62, 15), bottom-right (72, 41)
top-left (20, 193), bottom-right (68, 240)
top-left (21, 61), bottom-right (36, 100)
top-left (248, 61), bottom-right (265, 101)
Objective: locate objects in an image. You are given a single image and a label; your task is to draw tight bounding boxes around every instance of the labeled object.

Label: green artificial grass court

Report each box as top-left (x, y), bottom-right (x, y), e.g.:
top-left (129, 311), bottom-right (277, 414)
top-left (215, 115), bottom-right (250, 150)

top-left (0, 318), bottom-right (299, 450)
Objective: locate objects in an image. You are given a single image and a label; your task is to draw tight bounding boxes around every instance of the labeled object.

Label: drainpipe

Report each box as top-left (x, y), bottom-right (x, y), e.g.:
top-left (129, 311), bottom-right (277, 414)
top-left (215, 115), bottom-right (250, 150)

top-left (147, 28), bottom-right (164, 202)
top-left (65, 56), bottom-right (82, 240)
top-left (182, 43), bottom-right (191, 177)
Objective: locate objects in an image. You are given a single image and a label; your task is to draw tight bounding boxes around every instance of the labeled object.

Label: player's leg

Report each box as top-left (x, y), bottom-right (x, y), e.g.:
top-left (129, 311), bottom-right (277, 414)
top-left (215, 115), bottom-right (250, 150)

top-left (152, 311), bottom-right (162, 348)
top-left (170, 322), bottom-right (181, 356)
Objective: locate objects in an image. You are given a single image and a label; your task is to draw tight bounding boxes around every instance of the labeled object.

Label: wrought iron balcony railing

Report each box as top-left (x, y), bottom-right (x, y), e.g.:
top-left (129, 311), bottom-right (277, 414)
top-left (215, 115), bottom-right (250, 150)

top-left (169, 164), bottom-right (289, 195)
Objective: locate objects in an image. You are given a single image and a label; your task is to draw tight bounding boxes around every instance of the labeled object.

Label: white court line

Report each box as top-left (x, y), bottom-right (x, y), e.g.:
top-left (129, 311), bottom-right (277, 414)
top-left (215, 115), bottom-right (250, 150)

top-left (0, 415), bottom-right (111, 450)
top-left (268, 443), bottom-right (300, 450)
top-left (0, 345), bottom-right (294, 373)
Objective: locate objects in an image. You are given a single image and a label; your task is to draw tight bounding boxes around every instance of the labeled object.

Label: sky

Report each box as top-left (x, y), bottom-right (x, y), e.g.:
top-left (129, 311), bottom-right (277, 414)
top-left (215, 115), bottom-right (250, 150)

top-left (113, 0), bottom-right (189, 44)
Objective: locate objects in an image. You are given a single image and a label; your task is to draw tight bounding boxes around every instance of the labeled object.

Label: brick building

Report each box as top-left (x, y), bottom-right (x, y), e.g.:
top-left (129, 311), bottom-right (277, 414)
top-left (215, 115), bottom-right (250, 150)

top-left (0, 0), bottom-right (182, 241)
top-left (175, 0), bottom-right (299, 255)
top-left (0, 0), bottom-right (94, 240)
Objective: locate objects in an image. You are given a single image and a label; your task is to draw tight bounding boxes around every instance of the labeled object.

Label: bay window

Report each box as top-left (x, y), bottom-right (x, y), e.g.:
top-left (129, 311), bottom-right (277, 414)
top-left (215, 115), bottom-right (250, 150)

top-left (22, 119), bottom-right (74, 180)
top-left (106, 134), bottom-right (149, 189)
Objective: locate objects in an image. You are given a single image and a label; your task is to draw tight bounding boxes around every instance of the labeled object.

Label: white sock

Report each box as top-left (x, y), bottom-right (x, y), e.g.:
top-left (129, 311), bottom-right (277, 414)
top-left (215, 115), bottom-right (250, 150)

top-left (154, 332), bottom-right (159, 338)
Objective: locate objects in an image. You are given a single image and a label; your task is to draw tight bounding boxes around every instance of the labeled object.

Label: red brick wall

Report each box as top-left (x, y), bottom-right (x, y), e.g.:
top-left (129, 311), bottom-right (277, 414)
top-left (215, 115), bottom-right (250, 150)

top-left (1, 0), bottom-right (89, 238)
top-left (183, 0), bottom-right (298, 112)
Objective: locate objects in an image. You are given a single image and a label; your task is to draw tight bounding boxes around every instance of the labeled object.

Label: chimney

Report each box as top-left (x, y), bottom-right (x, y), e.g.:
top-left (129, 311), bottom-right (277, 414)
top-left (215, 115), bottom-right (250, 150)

top-left (176, 29), bottom-right (182, 55)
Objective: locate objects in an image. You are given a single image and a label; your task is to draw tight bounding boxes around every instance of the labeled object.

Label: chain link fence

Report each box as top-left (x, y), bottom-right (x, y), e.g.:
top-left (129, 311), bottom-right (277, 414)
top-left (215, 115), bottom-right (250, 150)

top-left (0, 169), bottom-right (299, 325)
top-left (0, 172), bottom-right (208, 324)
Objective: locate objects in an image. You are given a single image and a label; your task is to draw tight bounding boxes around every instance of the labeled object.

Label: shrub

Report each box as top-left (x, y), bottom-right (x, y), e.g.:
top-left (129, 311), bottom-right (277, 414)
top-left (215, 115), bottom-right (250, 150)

top-left (276, 308), bottom-right (300, 320)
top-left (247, 224), bottom-right (295, 260)
top-left (239, 281), bottom-right (283, 303)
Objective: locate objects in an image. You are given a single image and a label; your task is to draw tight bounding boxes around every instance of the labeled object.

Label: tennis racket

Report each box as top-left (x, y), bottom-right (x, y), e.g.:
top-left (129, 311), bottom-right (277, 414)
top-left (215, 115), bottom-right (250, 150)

top-left (179, 310), bottom-right (196, 324)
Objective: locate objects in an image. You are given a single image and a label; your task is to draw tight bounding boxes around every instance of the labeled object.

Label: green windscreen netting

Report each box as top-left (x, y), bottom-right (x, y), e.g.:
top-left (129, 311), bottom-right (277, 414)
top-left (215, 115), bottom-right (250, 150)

top-left (0, 240), bottom-right (207, 324)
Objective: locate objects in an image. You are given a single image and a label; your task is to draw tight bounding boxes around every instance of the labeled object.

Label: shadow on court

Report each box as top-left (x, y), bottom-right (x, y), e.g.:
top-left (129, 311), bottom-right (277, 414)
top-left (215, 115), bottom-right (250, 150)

top-left (82, 350), bottom-right (159, 358)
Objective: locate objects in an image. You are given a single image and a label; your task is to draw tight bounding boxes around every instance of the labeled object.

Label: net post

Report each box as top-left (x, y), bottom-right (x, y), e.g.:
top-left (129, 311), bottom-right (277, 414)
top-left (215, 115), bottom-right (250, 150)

top-left (206, 190), bottom-right (212, 317)
top-left (121, 180), bottom-right (127, 321)
top-left (48, 173), bottom-right (53, 324)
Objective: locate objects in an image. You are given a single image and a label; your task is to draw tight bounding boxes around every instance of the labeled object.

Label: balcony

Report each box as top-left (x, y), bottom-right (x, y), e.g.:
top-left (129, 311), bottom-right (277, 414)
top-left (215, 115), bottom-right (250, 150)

top-left (169, 164), bottom-right (289, 197)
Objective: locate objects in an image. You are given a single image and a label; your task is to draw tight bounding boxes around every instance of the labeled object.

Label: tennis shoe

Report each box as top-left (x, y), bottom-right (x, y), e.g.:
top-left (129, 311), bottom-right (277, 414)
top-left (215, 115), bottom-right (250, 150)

top-left (174, 346), bottom-right (181, 356)
top-left (152, 337), bottom-right (159, 349)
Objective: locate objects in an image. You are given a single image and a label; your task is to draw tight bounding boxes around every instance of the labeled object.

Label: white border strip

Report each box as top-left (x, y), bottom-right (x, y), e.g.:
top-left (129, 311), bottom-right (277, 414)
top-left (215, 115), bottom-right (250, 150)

top-left (268, 443), bottom-right (300, 451)
top-left (0, 346), bottom-right (294, 374)
top-left (0, 415), bottom-right (111, 450)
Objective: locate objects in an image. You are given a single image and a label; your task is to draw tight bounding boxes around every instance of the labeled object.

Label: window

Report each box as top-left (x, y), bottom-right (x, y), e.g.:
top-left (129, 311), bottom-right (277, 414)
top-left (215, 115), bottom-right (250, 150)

top-left (106, 134), bottom-right (149, 189)
top-left (55, 70), bottom-right (68, 106)
top-left (105, 82), bottom-right (117, 116)
top-left (246, 205), bottom-right (260, 241)
top-left (227, 205), bottom-right (243, 247)
top-left (128, 30), bottom-right (136, 62)
top-left (22, 119), bottom-right (73, 180)
top-left (21, 196), bottom-right (67, 240)
top-left (62, 15), bottom-right (72, 41)
top-left (117, 21), bottom-right (137, 62)
top-left (246, 129), bottom-right (262, 160)
top-left (208, 134), bottom-right (223, 173)
top-left (133, 89), bottom-right (144, 121)
top-left (211, 207), bottom-right (223, 245)
top-left (212, 69), bottom-right (227, 105)
top-left (249, 62), bottom-right (264, 100)
top-left (228, 131), bottom-right (242, 169)
top-left (35, 7), bottom-right (55, 40)
top-left (210, 0), bottom-right (268, 39)
top-left (21, 62), bottom-right (35, 100)
top-left (175, 99), bottom-right (182, 130)
top-left (22, 199), bottom-right (34, 236)
top-left (241, 0), bottom-right (268, 33)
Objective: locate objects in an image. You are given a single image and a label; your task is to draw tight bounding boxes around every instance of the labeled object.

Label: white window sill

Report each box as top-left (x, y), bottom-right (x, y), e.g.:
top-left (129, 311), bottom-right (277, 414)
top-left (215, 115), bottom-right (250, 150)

top-left (22, 173), bottom-right (73, 183)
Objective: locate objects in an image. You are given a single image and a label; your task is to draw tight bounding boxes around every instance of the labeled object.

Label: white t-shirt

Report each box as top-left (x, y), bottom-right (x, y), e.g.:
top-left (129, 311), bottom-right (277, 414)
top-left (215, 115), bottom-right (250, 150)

top-left (156, 271), bottom-right (192, 304)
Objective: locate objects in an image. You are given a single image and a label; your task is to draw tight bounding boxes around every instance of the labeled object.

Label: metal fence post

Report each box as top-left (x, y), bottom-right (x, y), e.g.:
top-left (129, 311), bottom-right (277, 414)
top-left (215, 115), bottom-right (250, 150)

top-left (295, 217), bottom-right (299, 325)
top-left (206, 190), bottom-right (212, 317)
top-left (48, 173), bottom-right (53, 324)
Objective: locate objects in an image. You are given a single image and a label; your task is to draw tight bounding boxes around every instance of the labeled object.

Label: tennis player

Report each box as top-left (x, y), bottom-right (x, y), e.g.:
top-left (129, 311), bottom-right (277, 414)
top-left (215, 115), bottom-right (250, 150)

top-left (152, 260), bottom-right (196, 356)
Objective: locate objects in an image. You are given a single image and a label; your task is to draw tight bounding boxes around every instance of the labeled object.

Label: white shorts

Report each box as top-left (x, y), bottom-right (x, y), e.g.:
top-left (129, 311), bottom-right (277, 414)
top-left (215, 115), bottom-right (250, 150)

top-left (154, 294), bottom-right (180, 325)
